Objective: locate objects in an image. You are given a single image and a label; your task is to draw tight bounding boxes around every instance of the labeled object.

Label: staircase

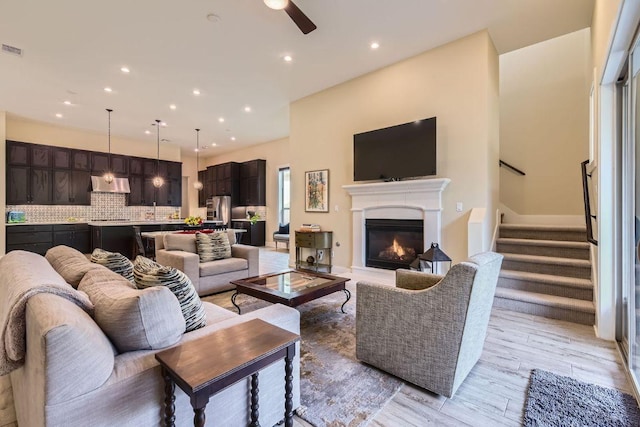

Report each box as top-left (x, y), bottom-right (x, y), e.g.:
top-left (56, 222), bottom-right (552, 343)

top-left (493, 224), bottom-right (595, 325)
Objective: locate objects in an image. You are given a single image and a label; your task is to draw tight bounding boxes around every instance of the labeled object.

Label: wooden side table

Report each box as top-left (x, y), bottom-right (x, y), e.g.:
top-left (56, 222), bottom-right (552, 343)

top-left (155, 319), bottom-right (300, 427)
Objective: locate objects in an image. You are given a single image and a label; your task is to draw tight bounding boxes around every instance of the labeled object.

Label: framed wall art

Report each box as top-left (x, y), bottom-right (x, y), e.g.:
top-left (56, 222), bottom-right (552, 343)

top-left (305, 169), bottom-right (329, 212)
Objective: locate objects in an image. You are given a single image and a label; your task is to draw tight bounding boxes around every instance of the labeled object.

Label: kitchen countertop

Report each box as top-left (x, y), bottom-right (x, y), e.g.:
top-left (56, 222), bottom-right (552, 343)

top-left (231, 219), bottom-right (266, 222)
top-left (6, 220), bottom-right (224, 227)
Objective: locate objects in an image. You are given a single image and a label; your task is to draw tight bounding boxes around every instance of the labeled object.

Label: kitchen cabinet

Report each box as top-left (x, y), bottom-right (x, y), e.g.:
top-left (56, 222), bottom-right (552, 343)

top-left (93, 152), bottom-right (130, 176)
top-left (91, 225), bottom-right (135, 259)
top-left (129, 157), bottom-right (144, 175)
top-left (6, 141), bottom-right (53, 205)
top-left (239, 159), bottom-right (266, 206)
top-left (53, 224), bottom-right (90, 253)
top-left (159, 161), bottom-right (181, 180)
top-left (143, 159), bottom-right (158, 177)
top-left (52, 170), bottom-right (91, 205)
top-left (6, 225), bottom-right (54, 255)
top-left (156, 178), bottom-right (181, 207)
top-left (198, 170), bottom-right (206, 207)
top-left (52, 147), bottom-right (71, 169)
top-left (231, 220), bottom-right (265, 246)
top-left (72, 150), bottom-right (91, 171)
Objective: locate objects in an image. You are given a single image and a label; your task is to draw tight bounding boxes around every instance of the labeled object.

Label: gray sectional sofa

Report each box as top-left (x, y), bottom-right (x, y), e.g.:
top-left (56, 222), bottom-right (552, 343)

top-left (0, 247), bottom-right (300, 427)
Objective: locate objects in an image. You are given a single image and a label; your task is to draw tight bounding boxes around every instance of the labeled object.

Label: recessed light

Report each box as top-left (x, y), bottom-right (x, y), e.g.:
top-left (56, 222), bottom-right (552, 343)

top-left (218, 117), bottom-right (225, 123)
top-left (160, 122), bottom-right (167, 127)
top-left (104, 87), bottom-right (112, 93)
top-left (370, 42), bottom-right (380, 50)
top-left (194, 148), bottom-right (199, 152)
top-left (63, 100), bottom-right (72, 106)
top-left (244, 106), bottom-right (252, 113)
top-left (193, 89), bottom-right (201, 95)
top-left (55, 113), bottom-right (63, 118)
top-left (120, 66), bottom-right (130, 73)
top-left (145, 130), bottom-right (151, 135)
top-left (169, 104), bottom-right (177, 110)
top-left (231, 136), bottom-right (236, 141)
top-left (211, 143), bottom-right (217, 147)
top-left (284, 55), bottom-right (293, 62)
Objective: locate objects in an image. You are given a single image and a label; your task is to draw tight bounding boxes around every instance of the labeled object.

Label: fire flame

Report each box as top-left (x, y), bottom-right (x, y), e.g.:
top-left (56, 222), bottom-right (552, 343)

top-left (391, 239), bottom-right (405, 257)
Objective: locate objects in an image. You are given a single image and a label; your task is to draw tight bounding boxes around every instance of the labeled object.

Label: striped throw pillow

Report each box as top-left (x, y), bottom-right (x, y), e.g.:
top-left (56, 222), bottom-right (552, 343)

top-left (196, 231), bottom-right (232, 262)
top-left (91, 248), bottom-right (134, 282)
top-left (133, 256), bottom-right (207, 332)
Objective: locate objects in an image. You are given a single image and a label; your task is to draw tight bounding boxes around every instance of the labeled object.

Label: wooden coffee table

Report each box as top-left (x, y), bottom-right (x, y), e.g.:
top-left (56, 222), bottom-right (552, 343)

top-left (230, 269), bottom-right (351, 314)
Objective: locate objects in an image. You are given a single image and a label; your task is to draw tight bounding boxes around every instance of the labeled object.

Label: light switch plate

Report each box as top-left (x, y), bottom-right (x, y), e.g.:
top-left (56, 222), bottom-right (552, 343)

top-left (456, 202), bottom-right (463, 212)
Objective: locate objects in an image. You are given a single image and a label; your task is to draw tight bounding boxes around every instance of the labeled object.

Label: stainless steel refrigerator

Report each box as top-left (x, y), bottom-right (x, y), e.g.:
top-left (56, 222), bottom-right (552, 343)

top-left (206, 196), bottom-right (231, 227)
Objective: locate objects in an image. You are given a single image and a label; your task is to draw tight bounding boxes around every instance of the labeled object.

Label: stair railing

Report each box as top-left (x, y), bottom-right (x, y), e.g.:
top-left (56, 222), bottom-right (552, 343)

top-left (581, 160), bottom-right (598, 245)
top-left (499, 160), bottom-right (526, 176)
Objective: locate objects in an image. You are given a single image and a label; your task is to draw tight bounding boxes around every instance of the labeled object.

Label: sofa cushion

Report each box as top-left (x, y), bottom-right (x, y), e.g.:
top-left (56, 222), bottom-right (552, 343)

top-left (90, 248), bottom-right (134, 282)
top-left (78, 268), bottom-right (184, 353)
top-left (200, 257), bottom-right (249, 277)
top-left (45, 245), bottom-right (102, 288)
top-left (196, 231), bottom-right (232, 262)
top-left (133, 256), bottom-right (207, 332)
top-left (163, 233), bottom-right (197, 253)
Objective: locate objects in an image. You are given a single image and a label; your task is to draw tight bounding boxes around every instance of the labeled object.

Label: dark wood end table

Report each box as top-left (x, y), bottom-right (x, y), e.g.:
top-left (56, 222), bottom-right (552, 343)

top-left (155, 318), bottom-right (300, 427)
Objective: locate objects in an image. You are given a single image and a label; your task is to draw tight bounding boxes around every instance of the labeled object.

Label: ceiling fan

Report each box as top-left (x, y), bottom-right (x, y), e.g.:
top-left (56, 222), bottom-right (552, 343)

top-left (264, 0), bottom-right (317, 34)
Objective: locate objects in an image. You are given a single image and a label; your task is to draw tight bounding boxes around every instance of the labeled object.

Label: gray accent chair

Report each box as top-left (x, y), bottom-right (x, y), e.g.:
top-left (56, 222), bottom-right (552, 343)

top-left (355, 252), bottom-right (503, 398)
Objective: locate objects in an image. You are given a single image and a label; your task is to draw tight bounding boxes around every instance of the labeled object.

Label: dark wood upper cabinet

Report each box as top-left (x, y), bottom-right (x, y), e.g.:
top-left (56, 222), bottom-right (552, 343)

top-left (144, 159), bottom-right (158, 177)
top-left (128, 174), bottom-right (144, 205)
top-left (198, 170), bottom-right (206, 207)
top-left (239, 159), bottom-right (266, 206)
top-left (72, 150), bottom-right (91, 171)
top-left (6, 166), bottom-right (29, 204)
top-left (110, 154), bottom-right (129, 176)
top-left (30, 168), bottom-right (52, 204)
top-left (52, 147), bottom-right (71, 169)
top-left (53, 170), bottom-right (71, 204)
top-left (31, 146), bottom-right (51, 168)
top-left (7, 141), bottom-right (29, 165)
top-left (129, 157), bottom-right (144, 175)
top-left (91, 152), bottom-right (110, 174)
top-left (71, 171), bottom-right (91, 205)
top-left (167, 162), bottom-right (182, 179)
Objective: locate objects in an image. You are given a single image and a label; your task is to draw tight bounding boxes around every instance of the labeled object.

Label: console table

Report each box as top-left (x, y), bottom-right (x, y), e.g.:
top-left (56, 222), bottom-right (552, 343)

top-left (155, 319), bottom-right (299, 427)
top-left (295, 230), bottom-right (332, 273)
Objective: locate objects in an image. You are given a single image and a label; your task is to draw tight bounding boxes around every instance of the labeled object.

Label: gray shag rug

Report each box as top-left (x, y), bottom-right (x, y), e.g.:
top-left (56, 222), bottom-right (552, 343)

top-left (208, 285), bottom-right (402, 427)
top-left (524, 369), bottom-right (640, 427)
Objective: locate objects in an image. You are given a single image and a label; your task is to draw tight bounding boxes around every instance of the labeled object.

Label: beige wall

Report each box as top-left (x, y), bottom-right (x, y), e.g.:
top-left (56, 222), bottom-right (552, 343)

top-left (500, 29), bottom-right (591, 215)
top-left (203, 137), bottom-right (290, 242)
top-left (289, 31), bottom-right (500, 268)
top-left (6, 114), bottom-right (181, 161)
top-left (0, 112), bottom-right (6, 255)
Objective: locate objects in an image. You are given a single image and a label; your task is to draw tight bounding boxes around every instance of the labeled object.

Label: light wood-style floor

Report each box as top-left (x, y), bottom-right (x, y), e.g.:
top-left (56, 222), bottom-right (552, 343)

top-left (0, 247), bottom-right (633, 427)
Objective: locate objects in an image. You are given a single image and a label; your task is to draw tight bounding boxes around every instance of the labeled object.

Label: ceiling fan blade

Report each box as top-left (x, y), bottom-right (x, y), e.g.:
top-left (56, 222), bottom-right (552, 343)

top-left (284, 1), bottom-right (317, 34)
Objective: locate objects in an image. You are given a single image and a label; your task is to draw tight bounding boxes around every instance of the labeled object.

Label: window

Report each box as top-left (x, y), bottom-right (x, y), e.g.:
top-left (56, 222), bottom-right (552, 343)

top-left (278, 167), bottom-right (290, 225)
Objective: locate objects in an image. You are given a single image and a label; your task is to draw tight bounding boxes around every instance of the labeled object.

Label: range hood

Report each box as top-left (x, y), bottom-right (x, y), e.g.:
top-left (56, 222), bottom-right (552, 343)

top-left (91, 176), bottom-right (131, 193)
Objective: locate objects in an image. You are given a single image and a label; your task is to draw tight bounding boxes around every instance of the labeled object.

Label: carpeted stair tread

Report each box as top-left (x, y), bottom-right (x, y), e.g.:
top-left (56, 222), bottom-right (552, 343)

top-left (502, 253), bottom-right (591, 267)
top-left (496, 238), bottom-right (590, 249)
top-left (495, 288), bottom-right (595, 314)
top-left (499, 269), bottom-right (592, 289)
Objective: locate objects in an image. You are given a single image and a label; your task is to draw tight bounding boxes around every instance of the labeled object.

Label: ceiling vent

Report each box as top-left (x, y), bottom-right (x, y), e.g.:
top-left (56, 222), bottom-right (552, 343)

top-left (2, 44), bottom-right (23, 57)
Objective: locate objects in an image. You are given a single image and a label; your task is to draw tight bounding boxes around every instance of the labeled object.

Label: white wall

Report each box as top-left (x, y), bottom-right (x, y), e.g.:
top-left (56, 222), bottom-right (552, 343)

top-left (500, 29), bottom-right (591, 215)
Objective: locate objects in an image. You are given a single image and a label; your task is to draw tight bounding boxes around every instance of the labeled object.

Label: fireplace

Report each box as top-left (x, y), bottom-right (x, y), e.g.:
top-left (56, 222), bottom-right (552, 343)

top-left (365, 219), bottom-right (423, 270)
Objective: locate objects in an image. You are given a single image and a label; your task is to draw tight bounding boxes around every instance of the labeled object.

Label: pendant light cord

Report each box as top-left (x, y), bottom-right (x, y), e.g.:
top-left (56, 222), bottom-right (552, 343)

top-left (195, 128), bottom-right (200, 171)
top-left (106, 108), bottom-right (113, 171)
top-left (155, 119), bottom-right (161, 175)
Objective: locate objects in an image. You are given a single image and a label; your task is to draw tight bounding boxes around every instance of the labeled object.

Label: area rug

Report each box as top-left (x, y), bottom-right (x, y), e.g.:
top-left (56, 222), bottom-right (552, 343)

top-left (524, 369), bottom-right (640, 427)
top-left (207, 287), bottom-right (403, 427)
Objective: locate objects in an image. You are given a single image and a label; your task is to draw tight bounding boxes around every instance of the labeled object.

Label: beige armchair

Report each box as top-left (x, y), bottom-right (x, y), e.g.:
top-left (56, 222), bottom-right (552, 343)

top-left (355, 252), bottom-right (503, 398)
top-left (155, 230), bottom-right (259, 296)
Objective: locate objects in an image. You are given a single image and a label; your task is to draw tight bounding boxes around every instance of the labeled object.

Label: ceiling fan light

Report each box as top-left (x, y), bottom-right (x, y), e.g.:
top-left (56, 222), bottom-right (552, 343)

top-left (264, 0), bottom-right (288, 10)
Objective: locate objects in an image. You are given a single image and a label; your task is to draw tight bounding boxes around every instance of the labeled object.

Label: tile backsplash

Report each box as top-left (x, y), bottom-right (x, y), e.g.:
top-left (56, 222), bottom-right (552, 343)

top-left (6, 193), bottom-right (179, 223)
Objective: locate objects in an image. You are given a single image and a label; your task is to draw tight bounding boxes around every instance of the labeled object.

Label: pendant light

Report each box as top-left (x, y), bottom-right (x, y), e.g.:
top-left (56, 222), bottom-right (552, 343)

top-left (193, 128), bottom-right (203, 190)
top-left (152, 119), bottom-right (164, 188)
top-left (103, 109), bottom-right (115, 184)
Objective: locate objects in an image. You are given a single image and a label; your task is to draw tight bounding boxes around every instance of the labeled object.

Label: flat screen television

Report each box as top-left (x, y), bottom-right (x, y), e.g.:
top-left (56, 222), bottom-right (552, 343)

top-left (353, 117), bottom-right (436, 181)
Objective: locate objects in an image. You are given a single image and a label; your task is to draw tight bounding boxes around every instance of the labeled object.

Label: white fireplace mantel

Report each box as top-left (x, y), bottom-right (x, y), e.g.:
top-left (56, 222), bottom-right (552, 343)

top-left (343, 178), bottom-right (450, 277)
